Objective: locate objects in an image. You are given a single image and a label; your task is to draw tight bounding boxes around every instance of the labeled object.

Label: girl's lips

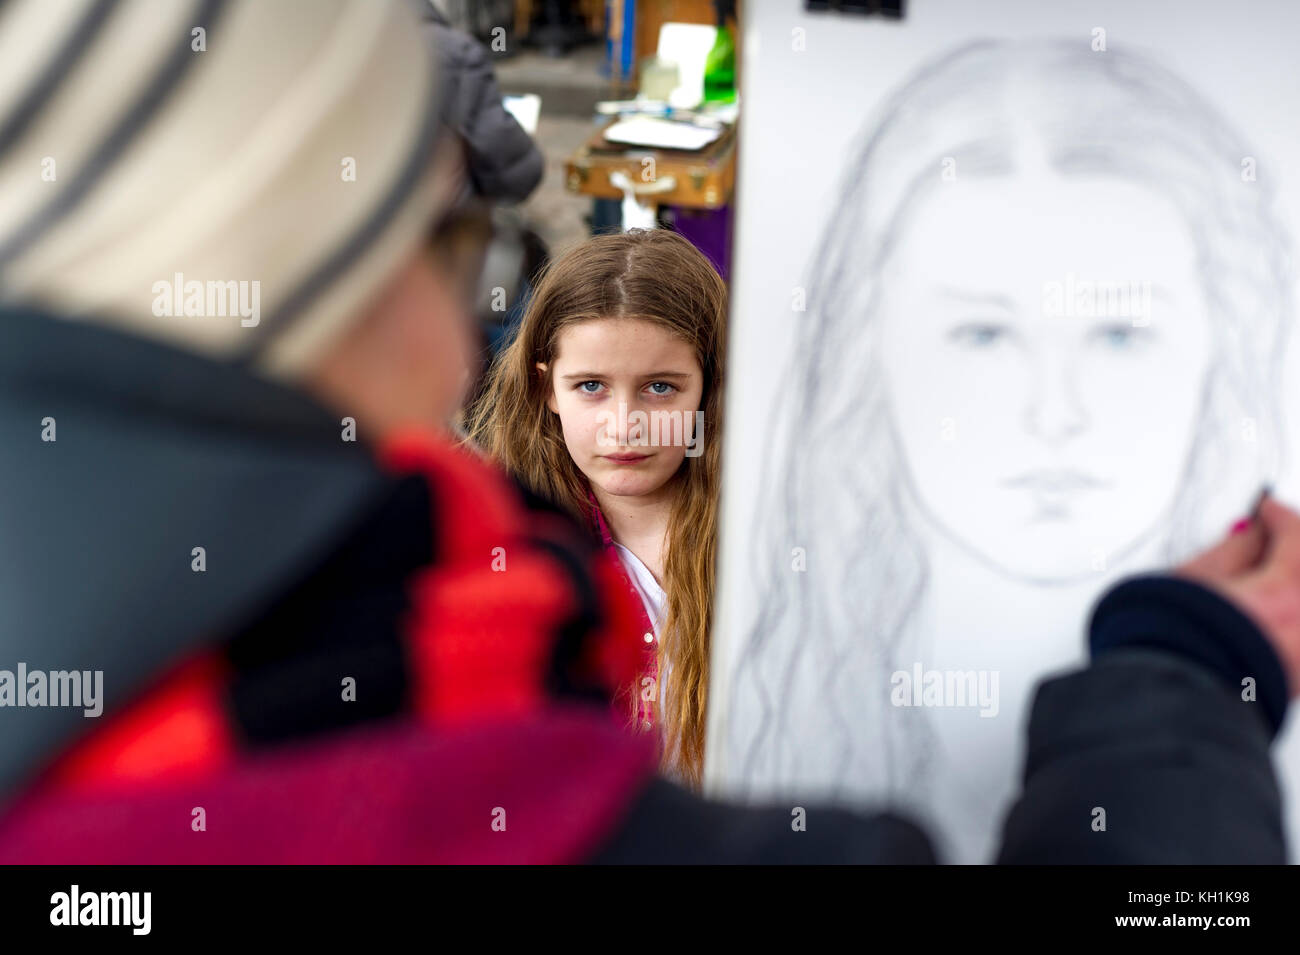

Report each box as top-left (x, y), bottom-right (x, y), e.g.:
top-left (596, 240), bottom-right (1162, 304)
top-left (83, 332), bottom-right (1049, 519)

top-left (605, 453), bottom-right (650, 463)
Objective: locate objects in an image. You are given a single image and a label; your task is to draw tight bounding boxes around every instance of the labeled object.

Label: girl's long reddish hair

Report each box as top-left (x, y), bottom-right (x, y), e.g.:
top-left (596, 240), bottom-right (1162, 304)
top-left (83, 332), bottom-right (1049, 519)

top-left (464, 228), bottom-right (726, 787)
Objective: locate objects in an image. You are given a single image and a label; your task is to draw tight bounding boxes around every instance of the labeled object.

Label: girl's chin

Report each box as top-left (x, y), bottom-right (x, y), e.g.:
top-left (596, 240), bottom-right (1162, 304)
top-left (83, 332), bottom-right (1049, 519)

top-left (593, 473), bottom-right (666, 499)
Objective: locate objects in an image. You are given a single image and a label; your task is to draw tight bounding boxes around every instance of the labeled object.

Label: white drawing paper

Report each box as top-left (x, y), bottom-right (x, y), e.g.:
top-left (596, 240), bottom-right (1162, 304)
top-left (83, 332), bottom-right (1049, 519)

top-left (707, 0), bottom-right (1300, 863)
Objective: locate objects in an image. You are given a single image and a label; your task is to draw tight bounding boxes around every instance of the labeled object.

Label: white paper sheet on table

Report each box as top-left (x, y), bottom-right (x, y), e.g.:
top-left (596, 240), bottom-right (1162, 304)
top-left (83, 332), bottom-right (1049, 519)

top-left (603, 116), bottom-right (722, 151)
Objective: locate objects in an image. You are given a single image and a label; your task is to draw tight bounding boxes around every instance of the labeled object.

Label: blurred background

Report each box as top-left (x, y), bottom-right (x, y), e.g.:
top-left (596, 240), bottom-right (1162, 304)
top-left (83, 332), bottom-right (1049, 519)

top-left (426, 0), bottom-right (741, 361)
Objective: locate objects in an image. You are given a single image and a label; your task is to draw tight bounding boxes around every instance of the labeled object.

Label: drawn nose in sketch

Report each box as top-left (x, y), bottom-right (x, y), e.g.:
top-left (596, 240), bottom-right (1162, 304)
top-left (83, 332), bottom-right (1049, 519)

top-left (1021, 364), bottom-right (1089, 447)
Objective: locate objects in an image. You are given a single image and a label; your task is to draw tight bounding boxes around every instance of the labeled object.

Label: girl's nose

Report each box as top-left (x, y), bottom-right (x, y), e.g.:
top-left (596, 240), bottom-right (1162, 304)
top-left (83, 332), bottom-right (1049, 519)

top-left (615, 393), bottom-right (646, 446)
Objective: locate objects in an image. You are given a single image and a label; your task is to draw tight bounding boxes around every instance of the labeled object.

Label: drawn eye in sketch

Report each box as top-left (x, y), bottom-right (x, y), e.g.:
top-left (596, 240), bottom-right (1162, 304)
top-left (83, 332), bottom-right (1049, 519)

top-left (946, 320), bottom-right (1018, 350)
top-left (727, 37), bottom-right (1292, 812)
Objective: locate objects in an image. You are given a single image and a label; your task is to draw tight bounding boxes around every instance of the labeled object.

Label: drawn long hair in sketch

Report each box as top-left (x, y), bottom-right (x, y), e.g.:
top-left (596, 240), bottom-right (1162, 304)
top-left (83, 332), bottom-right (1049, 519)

top-left (726, 39), bottom-right (1292, 808)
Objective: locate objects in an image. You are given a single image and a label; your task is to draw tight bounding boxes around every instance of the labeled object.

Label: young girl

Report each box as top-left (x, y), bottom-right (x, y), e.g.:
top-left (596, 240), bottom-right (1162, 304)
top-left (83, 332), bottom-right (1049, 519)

top-left (465, 228), bottom-right (725, 787)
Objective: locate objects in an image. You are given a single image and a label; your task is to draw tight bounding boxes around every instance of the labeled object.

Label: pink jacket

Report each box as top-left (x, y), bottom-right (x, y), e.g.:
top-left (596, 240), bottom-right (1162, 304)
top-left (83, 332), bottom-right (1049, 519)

top-left (587, 492), bottom-right (662, 738)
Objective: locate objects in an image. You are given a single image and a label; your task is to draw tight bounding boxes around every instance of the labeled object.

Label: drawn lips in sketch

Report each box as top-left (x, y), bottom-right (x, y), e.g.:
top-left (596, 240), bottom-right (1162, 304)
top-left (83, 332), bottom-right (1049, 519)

top-left (1002, 468), bottom-right (1103, 491)
top-left (1002, 469), bottom-right (1110, 520)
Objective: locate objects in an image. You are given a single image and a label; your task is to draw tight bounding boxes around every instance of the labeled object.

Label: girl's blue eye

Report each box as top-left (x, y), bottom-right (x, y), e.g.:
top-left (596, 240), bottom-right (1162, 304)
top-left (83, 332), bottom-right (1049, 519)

top-left (578, 381), bottom-right (603, 394)
top-left (647, 382), bottom-right (676, 396)
top-left (949, 323), bottom-right (1009, 349)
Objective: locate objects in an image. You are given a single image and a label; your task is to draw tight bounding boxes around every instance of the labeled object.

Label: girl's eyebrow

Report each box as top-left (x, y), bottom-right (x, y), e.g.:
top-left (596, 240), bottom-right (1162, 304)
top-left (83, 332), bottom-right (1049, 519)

top-left (559, 371), bottom-right (693, 380)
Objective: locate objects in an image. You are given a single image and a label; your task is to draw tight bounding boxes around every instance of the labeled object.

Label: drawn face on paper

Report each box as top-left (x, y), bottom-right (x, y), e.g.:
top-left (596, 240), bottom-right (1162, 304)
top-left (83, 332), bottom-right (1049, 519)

top-left (878, 173), bottom-right (1213, 581)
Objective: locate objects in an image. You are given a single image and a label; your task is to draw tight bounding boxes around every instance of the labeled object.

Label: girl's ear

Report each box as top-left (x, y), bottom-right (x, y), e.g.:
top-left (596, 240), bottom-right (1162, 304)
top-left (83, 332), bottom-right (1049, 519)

top-left (536, 362), bottom-right (558, 415)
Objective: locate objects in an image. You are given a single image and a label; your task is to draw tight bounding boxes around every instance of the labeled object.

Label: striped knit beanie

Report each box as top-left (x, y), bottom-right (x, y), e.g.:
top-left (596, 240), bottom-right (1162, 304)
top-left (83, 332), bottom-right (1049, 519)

top-left (0, 0), bottom-right (457, 378)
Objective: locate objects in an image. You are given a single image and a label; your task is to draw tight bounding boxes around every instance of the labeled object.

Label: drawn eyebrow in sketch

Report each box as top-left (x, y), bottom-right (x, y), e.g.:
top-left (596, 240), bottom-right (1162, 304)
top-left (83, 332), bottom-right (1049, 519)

top-left (724, 37), bottom-right (1293, 806)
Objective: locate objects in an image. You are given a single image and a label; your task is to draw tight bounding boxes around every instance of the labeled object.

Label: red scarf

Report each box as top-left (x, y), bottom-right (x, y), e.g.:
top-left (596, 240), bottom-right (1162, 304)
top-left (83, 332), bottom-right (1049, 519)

top-left (0, 432), bottom-right (658, 863)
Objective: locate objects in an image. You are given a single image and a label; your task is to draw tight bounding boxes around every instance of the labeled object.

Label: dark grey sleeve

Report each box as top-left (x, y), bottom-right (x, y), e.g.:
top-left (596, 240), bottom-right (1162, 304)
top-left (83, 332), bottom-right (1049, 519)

top-left (429, 23), bottom-right (544, 203)
top-left (997, 647), bottom-right (1287, 864)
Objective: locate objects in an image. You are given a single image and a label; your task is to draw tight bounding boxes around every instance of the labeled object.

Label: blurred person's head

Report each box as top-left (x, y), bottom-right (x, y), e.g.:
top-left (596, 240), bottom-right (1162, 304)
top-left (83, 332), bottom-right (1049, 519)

top-left (306, 183), bottom-right (488, 436)
top-left (0, 0), bottom-right (479, 437)
top-left (0, 0), bottom-right (500, 801)
top-left (464, 228), bottom-right (727, 786)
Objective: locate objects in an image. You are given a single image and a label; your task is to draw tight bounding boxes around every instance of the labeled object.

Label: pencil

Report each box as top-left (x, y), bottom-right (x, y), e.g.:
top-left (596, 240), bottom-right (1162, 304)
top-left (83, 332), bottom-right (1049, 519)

top-left (1250, 485), bottom-right (1271, 522)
